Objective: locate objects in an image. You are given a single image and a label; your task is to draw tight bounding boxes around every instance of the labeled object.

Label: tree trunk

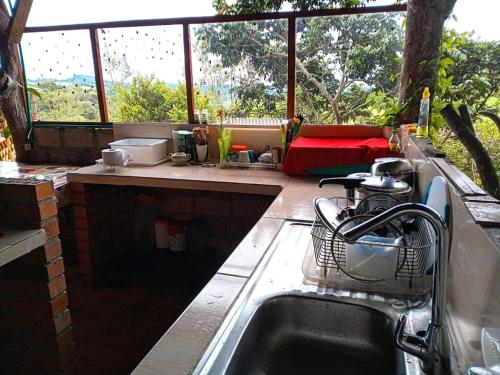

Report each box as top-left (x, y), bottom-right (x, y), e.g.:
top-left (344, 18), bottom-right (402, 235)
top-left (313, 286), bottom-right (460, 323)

top-left (398, 0), bottom-right (456, 124)
top-left (441, 104), bottom-right (499, 199)
top-left (0, 2), bottom-right (29, 162)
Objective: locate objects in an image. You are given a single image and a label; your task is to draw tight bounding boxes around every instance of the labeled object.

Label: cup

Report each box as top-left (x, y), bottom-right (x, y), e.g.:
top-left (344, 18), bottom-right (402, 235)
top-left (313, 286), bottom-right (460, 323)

top-left (169, 152), bottom-right (191, 165)
top-left (102, 148), bottom-right (133, 166)
top-left (196, 144), bottom-right (208, 162)
top-left (238, 150), bottom-right (250, 164)
top-left (271, 147), bottom-right (282, 164)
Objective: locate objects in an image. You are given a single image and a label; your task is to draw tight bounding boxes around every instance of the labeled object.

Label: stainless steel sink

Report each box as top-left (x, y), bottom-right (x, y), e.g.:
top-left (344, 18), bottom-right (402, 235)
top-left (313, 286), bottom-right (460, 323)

top-left (225, 296), bottom-right (402, 375)
top-left (194, 222), bottom-right (430, 375)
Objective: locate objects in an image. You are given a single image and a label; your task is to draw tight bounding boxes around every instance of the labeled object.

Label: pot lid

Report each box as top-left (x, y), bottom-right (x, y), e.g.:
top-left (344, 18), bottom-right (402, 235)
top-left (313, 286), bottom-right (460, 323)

top-left (360, 176), bottom-right (411, 193)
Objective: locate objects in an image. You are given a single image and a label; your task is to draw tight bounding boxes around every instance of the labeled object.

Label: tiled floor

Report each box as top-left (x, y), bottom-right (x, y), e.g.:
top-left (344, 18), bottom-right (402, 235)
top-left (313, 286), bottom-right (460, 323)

top-left (65, 250), bottom-right (210, 374)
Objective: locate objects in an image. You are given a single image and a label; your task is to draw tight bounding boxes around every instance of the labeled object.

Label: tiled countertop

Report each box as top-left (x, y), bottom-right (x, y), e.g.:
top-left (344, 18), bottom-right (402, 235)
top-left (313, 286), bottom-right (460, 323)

top-left (67, 163), bottom-right (344, 374)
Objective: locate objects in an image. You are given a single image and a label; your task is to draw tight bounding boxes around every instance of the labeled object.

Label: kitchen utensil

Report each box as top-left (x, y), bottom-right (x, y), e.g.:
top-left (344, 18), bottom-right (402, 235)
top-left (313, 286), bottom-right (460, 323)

top-left (196, 144), bottom-right (209, 162)
top-left (169, 152), bottom-right (191, 165)
top-left (238, 150), bottom-right (251, 164)
top-left (101, 148), bottom-right (133, 166)
top-left (371, 157), bottom-right (413, 184)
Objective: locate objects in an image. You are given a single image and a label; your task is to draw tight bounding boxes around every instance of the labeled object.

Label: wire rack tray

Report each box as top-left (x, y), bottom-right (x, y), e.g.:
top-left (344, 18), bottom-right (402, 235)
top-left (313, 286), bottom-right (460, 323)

top-left (311, 196), bottom-right (435, 282)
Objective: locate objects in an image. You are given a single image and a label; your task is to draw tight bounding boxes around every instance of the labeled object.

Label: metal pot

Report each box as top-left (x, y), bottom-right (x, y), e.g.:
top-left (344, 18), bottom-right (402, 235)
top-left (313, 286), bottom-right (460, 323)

top-left (319, 175), bottom-right (411, 207)
top-left (370, 158), bottom-right (414, 185)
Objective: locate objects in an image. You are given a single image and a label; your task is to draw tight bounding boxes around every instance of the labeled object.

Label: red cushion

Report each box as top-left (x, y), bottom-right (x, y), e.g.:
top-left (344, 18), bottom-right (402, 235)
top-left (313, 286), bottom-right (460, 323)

top-left (282, 136), bottom-right (390, 176)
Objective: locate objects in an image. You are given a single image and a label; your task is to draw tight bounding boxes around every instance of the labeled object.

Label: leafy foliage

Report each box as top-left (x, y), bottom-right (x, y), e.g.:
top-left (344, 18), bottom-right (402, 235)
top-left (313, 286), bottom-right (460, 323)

top-left (196, 13), bottom-right (404, 123)
top-left (30, 81), bottom-right (99, 121)
top-left (212, 0), bottom-right (374, 14)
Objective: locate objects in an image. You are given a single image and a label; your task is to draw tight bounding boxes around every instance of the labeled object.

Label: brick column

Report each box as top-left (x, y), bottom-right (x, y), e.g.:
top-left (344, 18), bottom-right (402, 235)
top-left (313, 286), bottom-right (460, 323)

top-left (71, 183), bottom-right (134, 287)
top-left (0, 179), bottom-right (74, 374)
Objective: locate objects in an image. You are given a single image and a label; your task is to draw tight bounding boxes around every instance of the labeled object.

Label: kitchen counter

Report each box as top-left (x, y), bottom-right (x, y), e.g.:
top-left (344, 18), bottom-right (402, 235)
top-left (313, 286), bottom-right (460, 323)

top-left (67, 162), bottom-right (344, 374)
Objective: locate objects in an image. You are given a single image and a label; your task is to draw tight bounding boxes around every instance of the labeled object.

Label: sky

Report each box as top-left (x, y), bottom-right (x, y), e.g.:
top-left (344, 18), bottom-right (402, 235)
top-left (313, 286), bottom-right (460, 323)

top-left (21, 0), bottom-right (499, 84)
top-left (25, 0), bottom-right (499, 41)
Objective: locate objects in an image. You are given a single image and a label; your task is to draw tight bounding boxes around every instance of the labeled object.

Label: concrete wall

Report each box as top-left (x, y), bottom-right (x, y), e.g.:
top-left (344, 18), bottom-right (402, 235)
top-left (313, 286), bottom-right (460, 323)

top-left (405, 137), bottom-right (500, 373)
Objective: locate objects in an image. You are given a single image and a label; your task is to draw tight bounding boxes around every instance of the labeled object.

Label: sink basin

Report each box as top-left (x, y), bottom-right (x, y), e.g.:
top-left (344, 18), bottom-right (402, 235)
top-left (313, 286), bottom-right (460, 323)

top-left (225, 296), bottom-right (401, 375)
top-left (195, 222), bottom-right (423, 375)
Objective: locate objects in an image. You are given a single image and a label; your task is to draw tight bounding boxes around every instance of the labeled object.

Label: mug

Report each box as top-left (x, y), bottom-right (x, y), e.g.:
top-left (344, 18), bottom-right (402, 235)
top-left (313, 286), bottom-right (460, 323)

top-left (196, 144), bottom-right (208, 162)
top-left (238, 150), bottom-right (251, 164)
top-left (169, 152), bottom-right (191, 164)
top-left (102, 148), bottom-right (133, 166)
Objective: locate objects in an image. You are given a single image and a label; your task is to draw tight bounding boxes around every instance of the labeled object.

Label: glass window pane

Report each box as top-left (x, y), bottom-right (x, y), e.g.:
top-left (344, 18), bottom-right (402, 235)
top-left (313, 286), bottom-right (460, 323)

top-left (191, 20), bottom-right (288, 124)
top-left (22, 30), bottom-right (99, 121)
top-left (296, 12), bottom-right (405, 124)
top-left (99, 25), bottom-right (186, 122)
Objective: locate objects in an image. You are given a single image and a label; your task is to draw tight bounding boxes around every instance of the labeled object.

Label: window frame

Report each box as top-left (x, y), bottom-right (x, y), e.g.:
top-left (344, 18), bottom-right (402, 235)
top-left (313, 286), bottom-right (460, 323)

top-left (21, 4), bottom-right (407, 128)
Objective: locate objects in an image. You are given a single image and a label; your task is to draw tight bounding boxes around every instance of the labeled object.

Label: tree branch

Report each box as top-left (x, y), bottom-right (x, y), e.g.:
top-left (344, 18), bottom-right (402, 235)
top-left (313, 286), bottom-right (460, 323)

top-left (440, 104), bottom-right (499, 199)
top-left (458, 104), bottom-right (474, 134)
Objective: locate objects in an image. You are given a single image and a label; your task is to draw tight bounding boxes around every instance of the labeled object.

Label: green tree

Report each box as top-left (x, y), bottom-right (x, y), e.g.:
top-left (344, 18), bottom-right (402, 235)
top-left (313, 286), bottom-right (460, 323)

top-left (196, 13), bottom-right (404, 123)
top-left (113, 75), bottom-right (216, 123)
top-left (30, 81), bottom-right (99, 121)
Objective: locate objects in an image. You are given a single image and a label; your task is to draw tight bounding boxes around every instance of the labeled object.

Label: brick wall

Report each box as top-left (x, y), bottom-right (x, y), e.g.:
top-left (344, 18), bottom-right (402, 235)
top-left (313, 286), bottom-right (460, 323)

top-left (71, 183), bottom-right (134, 287)
top-left (0, 179), bottom-right (74, 374)
top-left (30, 127), bottom-right (113, 165)
top-left (70, 184), bottom-right (276, 287)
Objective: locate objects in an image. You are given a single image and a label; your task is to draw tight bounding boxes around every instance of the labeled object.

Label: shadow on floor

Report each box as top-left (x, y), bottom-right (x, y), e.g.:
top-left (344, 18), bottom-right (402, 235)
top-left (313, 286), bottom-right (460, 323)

top-left (67, 249), bottom-right (220, 374)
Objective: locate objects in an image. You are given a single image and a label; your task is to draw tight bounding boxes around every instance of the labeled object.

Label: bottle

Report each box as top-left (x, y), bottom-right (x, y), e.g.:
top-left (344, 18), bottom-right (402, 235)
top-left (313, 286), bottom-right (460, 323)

top-left (416, 87), bottom-right (430, 138)
top-left (389, 129), bottom-right (400, 156)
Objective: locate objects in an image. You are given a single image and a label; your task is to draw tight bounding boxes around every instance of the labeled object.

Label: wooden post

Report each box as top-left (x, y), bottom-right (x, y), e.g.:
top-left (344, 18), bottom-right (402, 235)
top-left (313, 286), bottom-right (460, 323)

top-left (7, 0), bottom-right (33, 43)
top-left (89, 28), bottom-right (109, 123)
top-left (183, 24), bottom-right (195, 124)
top-left (287, 17), bottom-right (296, 120)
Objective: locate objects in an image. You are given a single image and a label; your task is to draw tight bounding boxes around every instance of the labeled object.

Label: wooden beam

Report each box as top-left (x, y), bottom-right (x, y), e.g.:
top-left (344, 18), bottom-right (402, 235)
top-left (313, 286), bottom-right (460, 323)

top-left (24, 4), bottom-right (407, 33)
top-left (89, 28), bottom-right (109, 123)
top-left (8, 0), bottom-right (33, 43)
top-left (183, 24), bottom-right (195, 124)
top-left (287, 17), bottom-right (296, 119)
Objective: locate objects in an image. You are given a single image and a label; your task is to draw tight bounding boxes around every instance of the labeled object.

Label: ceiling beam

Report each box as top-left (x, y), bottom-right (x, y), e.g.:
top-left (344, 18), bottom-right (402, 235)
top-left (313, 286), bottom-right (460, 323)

top-left (8, 0), bottom-right (32, 43)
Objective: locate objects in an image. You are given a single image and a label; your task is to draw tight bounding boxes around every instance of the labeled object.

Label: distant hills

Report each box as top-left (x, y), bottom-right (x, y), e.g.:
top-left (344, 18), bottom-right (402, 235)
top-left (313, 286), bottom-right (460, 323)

top-left (27, 74), bottom-right (182, 93)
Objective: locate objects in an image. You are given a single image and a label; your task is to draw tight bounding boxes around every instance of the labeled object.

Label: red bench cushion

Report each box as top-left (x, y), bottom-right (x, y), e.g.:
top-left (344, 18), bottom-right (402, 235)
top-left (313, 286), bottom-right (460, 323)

top-left (282, 136), bottom-right (390, 176)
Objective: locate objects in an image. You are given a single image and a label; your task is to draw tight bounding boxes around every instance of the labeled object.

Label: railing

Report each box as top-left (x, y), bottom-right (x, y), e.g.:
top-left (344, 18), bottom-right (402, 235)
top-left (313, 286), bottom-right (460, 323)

top-left (21, 4), bottom-right (407, 127)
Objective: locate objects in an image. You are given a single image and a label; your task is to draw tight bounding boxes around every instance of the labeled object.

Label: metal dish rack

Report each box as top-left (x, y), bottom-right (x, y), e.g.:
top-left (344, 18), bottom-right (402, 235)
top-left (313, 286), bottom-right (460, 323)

top-left (311, 196), bottom-right (435, 283)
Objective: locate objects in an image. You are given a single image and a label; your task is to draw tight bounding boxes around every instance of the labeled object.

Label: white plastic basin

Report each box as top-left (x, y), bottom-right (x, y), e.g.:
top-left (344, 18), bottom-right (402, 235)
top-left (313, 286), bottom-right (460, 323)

top-left (109, 138), bottom-right (167, 166)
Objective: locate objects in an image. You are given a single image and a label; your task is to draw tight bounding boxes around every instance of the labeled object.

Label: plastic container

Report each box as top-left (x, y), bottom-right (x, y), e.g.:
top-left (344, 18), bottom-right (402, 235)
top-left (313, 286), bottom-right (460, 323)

top-left (416, 87), bottom-right (430, 138)
top-left (346, 235), bottom-right (402, 279)
top-left (154, 219), bottom-right (169, 249)
top-left (109, 138), bottom-right (167, 166)
top-left (168, 222), bottom-right (187, 252)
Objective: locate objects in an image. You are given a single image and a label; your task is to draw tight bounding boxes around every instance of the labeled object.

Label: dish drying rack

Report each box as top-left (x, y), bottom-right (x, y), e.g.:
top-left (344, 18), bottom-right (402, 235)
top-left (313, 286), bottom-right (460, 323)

top-left (311, 194), bottom-right (436, 283)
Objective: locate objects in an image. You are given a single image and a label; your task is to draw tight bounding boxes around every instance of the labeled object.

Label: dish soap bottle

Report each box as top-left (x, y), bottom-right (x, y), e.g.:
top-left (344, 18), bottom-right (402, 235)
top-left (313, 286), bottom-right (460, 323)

top-left (416, 87), bottom-right (430, 138)
top-left (389, 129), bottom-right (400, 156)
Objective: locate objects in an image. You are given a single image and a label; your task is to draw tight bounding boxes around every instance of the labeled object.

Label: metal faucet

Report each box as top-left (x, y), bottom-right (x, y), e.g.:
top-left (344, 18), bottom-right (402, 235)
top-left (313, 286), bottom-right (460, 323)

top-left (340, 203), bottom-right (449, 374)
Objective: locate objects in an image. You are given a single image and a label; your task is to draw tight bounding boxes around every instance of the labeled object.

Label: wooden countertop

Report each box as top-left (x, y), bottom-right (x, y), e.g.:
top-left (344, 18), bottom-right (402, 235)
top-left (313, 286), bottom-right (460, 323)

top-left (68, 162), bottom-right (344, 374)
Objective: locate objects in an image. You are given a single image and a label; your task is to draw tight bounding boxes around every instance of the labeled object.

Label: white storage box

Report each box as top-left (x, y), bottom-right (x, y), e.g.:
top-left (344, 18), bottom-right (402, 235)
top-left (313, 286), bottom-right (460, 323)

top-left (346, 235), bottom-right (402, 279)
top-left (109, 138), bottom-right (167, 166)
